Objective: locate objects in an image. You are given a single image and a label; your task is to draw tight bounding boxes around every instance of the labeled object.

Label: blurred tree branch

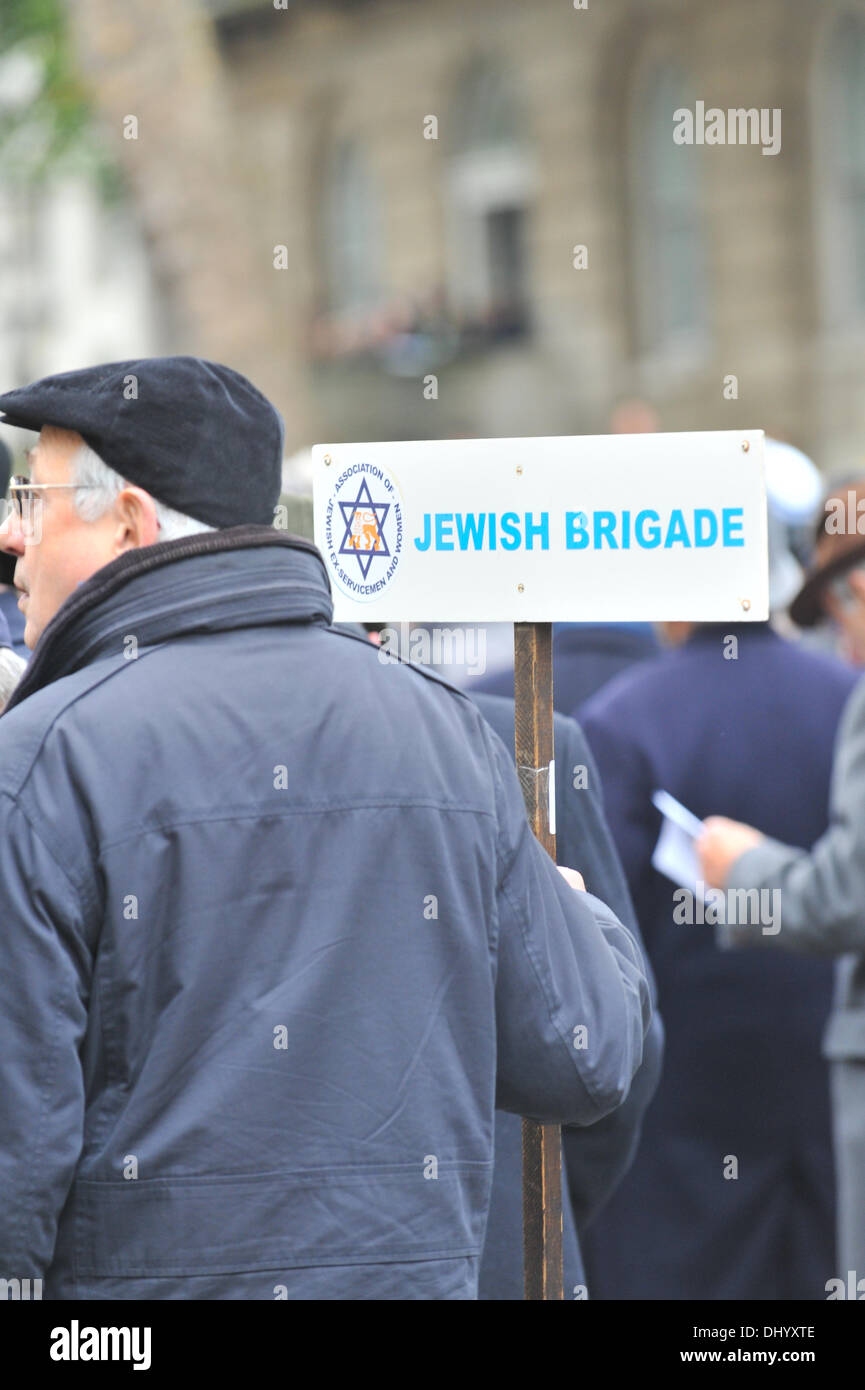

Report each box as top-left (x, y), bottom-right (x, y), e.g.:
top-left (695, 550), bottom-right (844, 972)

top-left (0, 0), bottom-right (109, 183)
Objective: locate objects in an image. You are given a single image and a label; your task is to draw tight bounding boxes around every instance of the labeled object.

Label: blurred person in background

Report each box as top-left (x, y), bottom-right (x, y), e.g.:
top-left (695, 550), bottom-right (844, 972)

top-left (467, 619), bottom-right (660, 714)
top-left (0, 439), bottom-right (28, 659)
top-left (576, 441), bottom-right (858, 1299)
top-left (0, 606), bottom-right (26, 710)
top-left (786, 476), bottom-right (865, 665)
top-left (698, 478), bottom-right (865, 1284)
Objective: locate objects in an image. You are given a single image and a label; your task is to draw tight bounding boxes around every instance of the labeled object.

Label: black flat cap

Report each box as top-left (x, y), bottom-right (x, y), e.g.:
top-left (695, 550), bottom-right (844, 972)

top-left (0, 356), bottom-right (284, 530)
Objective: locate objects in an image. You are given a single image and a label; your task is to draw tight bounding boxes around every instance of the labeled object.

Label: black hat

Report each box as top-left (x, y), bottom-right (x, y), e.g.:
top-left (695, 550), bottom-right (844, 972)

top-left (0, 356), bottom-right (284, 530)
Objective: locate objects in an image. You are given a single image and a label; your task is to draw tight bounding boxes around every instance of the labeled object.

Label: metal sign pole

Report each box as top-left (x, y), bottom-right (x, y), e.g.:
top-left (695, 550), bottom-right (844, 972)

top-left (514, 620), bottom-right (563, 1301)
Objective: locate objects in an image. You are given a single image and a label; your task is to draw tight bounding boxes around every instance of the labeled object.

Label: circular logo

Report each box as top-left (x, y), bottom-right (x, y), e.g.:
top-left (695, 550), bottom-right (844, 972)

top-left (323, 459), bottom-right (404, 602)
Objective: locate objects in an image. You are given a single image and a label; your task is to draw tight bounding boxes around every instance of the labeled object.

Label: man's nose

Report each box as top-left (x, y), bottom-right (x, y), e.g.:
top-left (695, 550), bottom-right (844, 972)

top-left (0, 505), bottom-right (25, 557)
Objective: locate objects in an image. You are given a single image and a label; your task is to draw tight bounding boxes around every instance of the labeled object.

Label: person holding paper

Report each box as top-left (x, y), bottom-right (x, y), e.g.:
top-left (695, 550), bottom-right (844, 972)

top-left (574, 468), bottom-right (858, 1300)
top-left (698, 555), bottom-right (865, 1282)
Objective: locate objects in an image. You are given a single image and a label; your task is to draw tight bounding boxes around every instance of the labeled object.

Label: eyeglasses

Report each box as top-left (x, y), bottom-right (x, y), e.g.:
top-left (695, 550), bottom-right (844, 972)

top-left (8, 475), bottom-right (102, 520)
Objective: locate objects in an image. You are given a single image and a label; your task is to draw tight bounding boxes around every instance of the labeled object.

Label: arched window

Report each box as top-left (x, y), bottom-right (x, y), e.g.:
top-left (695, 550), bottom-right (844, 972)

top-left (323, 141), bottom-right (382, 319)
top-left (816, 12), bottom-right (865, 325)
top-left (446, 58), bottom-right (534, 339)
top-left (453, 57), bottom-right (525, 152)
top-left (630, 60), bottom-right (708, 356)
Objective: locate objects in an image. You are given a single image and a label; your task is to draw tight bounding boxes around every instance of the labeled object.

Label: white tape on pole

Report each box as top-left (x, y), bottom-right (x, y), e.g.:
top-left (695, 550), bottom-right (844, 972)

top-left (548, 759), bottom-right (556, 839)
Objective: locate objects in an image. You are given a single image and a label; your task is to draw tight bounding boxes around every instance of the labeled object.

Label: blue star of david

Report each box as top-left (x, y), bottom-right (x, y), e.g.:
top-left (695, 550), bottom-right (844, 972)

top-left (338, 478), bottom-right (391, 579)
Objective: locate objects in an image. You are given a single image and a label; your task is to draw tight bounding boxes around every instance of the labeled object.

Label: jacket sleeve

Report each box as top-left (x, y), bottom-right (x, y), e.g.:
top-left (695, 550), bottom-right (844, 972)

top-left (553, 716), bottom-right (664, 1227)
top-left (0, 793), bottom-right (92, 1279)
top-left (554, 716), bottom-right (643, 932)
top-left (723, 676), bottom-right (865, 955)
top-left (484, 723), bottom-right (652, 1126)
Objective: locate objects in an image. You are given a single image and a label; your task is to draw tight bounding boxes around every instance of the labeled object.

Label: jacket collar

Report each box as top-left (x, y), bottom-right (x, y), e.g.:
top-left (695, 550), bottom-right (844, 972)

top-left (6, 526), bottom-right (332, 712)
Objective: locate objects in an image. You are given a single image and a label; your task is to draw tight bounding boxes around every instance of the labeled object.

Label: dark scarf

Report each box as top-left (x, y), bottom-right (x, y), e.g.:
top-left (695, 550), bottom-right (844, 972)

top-left (5, 526), bottom-right (332, 713)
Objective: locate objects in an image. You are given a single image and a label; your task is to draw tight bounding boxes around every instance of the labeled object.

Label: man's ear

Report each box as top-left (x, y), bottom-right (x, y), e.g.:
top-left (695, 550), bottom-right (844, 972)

top-left (113, 485), bottom-right (160, 551)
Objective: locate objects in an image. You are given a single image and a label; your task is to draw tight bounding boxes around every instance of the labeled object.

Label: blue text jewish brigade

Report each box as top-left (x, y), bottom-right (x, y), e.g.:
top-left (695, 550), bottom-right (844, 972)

top-left (413, 507), bottom-right (746, 552)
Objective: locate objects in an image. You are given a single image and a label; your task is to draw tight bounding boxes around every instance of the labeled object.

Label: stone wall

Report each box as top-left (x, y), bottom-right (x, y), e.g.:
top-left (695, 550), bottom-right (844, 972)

top-left (66, 0), bottom-right (865, 475)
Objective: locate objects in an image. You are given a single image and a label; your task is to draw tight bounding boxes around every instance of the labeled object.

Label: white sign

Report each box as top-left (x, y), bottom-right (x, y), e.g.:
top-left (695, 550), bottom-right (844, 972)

top-left (312, 431), bottom-right (768, 623)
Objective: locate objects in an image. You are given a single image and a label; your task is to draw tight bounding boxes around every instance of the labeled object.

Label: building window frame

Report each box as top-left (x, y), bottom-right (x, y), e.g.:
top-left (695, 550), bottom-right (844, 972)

top-left (628, 51), bottom-right (711, 379)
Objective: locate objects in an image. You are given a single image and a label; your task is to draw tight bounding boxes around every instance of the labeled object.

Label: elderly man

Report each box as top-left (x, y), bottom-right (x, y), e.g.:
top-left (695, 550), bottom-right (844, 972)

top-left (699, 557), bottom-right (865, 1287)
top-left (0, 356), bottom-right (650, 1300)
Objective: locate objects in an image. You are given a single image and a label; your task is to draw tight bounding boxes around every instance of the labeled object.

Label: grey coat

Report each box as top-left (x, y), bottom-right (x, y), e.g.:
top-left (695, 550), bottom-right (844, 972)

top-left (726, 673), bottom-right (865, 1055)
top-left (726, 672), bottom-right (865, 1276)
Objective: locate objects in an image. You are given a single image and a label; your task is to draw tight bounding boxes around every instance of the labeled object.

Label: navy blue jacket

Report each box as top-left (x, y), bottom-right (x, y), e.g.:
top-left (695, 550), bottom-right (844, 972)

top-left (579, 623), bottom-right (858, 1300)
top-left (469, 623), bottom-right (660, 714)
top-left (473, 692), bottom-right (663, 1299)
top-left (0, 529), bottom-right (650, 1300)
top-left (0, 603), bottom-right (11, 650)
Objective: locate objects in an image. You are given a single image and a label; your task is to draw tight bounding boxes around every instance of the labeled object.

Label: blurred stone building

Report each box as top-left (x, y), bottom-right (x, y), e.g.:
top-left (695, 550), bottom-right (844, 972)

top-left (0, 37), bottom-right (158, 440)
top-left (66, 0), bottom-right (865, 475)
top-left (0, 176), bottom-right (158, 391)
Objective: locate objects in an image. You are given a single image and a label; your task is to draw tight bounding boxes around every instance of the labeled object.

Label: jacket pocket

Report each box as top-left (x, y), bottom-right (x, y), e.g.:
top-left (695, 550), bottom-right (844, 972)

top-left (64, 1162), bottom-right (491, 1278)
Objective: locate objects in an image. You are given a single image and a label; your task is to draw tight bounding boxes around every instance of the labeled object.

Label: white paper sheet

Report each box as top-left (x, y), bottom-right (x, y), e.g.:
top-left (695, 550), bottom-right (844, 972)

top-left (651, 789), bottom-right (704, 894)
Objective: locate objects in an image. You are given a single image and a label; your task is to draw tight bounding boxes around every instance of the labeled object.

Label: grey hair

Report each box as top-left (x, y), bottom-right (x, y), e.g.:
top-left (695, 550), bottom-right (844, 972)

top-left (71, 443), bottom-right (214, 542)
top-left (0, 647), bottom-right (26, 712)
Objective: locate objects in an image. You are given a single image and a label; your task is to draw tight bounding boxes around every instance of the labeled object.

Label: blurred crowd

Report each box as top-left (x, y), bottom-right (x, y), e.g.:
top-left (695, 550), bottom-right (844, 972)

top-left (1, 366), bottom-right (865, 1300)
